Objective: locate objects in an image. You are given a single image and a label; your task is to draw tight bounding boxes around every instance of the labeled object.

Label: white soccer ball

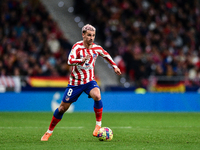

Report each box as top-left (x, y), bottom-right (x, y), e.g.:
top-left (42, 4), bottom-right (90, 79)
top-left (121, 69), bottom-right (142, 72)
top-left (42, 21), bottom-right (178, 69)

top-left (97, 127), bottom-right (113, 141)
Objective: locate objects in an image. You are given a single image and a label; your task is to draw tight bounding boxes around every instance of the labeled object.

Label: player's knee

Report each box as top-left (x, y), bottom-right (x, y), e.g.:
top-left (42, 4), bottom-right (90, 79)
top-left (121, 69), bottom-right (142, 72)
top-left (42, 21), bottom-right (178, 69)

top-left (59, 106), bottom-right (67, 113)
top-left (93, 95), bottom-right (101, 101)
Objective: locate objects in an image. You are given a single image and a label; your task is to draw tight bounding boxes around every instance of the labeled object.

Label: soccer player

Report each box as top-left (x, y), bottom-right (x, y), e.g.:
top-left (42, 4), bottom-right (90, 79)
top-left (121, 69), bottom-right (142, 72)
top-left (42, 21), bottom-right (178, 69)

top-left (41, 24), bottom-right (121, 141)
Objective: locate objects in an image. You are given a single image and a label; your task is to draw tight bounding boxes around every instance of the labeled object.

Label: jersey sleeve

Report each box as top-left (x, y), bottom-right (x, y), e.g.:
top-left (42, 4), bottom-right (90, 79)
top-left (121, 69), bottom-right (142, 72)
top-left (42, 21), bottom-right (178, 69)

top-left (98, 47), bottom-right (118, 69)
top-left (68, 45), bottom-right (83, 66)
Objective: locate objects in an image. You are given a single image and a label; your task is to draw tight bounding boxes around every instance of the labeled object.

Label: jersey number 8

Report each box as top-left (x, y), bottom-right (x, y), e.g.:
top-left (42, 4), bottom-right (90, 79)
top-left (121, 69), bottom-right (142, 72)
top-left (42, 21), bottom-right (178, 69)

top-left (67, 88), bottom-right (73, 96)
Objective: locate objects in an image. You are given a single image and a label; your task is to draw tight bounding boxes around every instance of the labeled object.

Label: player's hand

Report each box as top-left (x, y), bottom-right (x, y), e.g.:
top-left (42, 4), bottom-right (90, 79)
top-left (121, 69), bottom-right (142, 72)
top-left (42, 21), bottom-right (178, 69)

top-left (82, 55), bottom-right (91, 63)
top-left (114, 67), bottom-right (121, 75)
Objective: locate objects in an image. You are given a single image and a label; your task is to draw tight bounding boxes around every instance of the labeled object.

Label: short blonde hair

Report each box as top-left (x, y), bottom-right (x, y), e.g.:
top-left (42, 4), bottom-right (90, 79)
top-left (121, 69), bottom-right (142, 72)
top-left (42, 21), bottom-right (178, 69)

top-left (82, 24), bottom-right (96, 33)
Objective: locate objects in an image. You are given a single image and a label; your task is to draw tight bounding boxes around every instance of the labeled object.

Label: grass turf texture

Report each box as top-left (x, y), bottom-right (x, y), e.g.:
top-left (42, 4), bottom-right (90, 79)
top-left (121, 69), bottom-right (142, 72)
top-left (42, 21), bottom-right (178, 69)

top-left (0, 112), bottom-right (200, 150)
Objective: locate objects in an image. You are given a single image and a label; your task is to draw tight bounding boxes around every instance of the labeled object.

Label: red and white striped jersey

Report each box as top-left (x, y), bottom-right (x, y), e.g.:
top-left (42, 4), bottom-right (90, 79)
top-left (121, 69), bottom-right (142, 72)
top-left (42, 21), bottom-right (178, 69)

top-left (68, 40), bottom-right (117, 86)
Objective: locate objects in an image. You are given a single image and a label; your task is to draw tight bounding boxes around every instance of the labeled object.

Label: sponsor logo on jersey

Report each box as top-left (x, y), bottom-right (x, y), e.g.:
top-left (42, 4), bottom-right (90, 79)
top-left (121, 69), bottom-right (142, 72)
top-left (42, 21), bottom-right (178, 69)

top-left (77, 65), bottom-right (93, 70)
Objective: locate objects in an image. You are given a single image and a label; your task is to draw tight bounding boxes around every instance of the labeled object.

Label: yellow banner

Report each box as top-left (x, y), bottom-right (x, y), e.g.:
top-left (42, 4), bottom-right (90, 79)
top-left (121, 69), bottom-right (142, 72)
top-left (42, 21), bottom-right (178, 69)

top-left (28, 77), bottom-right (101, 87)
top-left (28, 77), bottom-right (68, 87)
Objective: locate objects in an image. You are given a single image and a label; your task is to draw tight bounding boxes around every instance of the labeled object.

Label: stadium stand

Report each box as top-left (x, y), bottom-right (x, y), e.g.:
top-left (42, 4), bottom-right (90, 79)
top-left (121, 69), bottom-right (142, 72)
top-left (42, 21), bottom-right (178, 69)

top-left (74, 0), bottom-right (200, 89)
top-left (0, 0), bottom-right (199, 91)
top-left (0, 0), bottom-right (72, 77)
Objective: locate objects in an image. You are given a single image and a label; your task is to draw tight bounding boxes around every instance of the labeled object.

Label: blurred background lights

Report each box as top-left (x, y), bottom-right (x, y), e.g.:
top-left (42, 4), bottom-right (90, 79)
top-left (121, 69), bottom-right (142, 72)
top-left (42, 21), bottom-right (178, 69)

top-left (68, 7), bottom-right (74, 13)
top-left (78, 22), bottom-right (84, 28)
top-left (74, 16), bottom-right (81, 23)
top-left (124, 82), bottom-right (130, 88)
top-left (58, 1), bottom-right (64, 7)
top-left (120, 77), bottom-right (126, 84)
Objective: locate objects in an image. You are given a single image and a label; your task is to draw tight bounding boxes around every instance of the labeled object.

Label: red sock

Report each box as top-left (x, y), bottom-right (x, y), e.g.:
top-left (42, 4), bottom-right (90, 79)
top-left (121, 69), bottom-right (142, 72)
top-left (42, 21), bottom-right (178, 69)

top-left (94, 108), bottom-right (103, 121)
top-left (49, 116), bottom-right (61, 131)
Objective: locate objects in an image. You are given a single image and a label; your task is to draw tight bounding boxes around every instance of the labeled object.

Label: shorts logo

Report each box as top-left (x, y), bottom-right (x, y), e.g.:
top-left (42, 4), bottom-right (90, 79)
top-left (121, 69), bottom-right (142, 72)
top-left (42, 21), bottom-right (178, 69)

top-left (65, 96), bottom-right (70, 101)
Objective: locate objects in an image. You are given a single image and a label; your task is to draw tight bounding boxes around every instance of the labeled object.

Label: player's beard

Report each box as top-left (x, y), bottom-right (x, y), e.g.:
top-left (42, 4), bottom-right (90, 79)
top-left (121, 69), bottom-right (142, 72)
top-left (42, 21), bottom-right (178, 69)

top-left (88, 39), bottom-right (93, 45)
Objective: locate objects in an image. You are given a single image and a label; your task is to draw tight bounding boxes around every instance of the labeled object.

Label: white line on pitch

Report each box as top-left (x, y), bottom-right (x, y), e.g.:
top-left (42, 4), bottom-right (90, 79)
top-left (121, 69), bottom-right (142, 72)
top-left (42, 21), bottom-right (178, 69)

top-left (0, 127), bottom-right (83, 129)
top-left (58, 127), bottom-right (83, 129)
top-left (0, 126), bottom-right (132, 129)
top-left (110, 126), bottom-right (132, 129)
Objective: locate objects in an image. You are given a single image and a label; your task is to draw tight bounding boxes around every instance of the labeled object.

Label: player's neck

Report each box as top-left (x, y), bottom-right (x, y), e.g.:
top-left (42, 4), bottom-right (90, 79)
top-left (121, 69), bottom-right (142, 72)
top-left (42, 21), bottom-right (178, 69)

top-left (83, 42), bottom-right (92, 49)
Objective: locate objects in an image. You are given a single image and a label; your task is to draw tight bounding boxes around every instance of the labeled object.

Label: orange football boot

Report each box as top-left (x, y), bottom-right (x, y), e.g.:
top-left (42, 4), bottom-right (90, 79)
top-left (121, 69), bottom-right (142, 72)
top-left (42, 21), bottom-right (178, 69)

top-left (41, 132), bottom-right (52, 141)
top-left (93, 125), bottom-right (101, 137)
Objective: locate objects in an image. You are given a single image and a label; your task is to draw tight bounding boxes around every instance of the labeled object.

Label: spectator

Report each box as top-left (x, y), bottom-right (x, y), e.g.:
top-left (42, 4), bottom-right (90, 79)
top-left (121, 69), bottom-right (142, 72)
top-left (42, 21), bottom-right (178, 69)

top-left (47, 33), bottom-right (60, 54)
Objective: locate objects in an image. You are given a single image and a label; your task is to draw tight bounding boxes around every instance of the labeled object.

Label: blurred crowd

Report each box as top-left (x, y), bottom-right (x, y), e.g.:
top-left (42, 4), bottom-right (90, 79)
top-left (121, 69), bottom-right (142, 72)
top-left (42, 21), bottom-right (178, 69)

top-left (0, 0), bottom-right (72, 77)
top-left (74, 0), bottom-right (200, 87)
top-left (0, 0), bottom-right (200, 88)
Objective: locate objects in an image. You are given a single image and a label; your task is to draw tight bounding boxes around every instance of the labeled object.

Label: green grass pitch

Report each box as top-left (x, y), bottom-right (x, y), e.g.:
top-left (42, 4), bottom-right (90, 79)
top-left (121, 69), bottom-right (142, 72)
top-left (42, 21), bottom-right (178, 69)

top-left (0, 112), bottom-right (200, 150)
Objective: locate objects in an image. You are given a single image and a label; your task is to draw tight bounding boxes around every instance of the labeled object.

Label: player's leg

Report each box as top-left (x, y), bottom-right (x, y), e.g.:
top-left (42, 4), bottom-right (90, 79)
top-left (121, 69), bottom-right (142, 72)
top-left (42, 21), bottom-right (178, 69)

top-left (41, 85), bottom-right (81, 141)
top-left (84, 81), bottom-right (103, 136)
top-left (89, 87), bottom-right (103, 136)
top-left (48, 102), bottom-right (71, 131)
top-left (41, 102), bottom-right (71, 141)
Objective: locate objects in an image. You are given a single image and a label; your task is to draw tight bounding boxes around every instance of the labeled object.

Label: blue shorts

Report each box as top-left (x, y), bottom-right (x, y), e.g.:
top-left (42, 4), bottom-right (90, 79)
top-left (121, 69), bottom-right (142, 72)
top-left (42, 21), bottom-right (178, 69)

top-left (62, 80), bottom-right (100, 103)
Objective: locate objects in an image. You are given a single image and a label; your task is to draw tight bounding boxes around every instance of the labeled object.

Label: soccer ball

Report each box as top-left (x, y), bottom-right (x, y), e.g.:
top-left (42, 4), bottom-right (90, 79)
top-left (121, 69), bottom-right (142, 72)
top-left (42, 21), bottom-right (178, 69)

top-left (97, 127), bottom-right (113, 141)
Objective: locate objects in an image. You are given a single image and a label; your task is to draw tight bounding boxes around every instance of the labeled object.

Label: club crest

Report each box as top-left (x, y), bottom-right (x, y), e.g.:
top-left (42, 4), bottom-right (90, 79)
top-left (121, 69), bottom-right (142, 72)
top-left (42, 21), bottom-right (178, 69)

top-left (65, 96), bottom-right (70, 101)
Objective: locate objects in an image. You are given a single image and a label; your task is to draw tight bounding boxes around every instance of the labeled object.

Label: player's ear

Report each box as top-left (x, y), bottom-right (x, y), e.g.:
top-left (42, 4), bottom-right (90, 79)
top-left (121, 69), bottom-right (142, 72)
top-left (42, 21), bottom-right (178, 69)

top-left (82, 32), bottom-right (85, 38)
